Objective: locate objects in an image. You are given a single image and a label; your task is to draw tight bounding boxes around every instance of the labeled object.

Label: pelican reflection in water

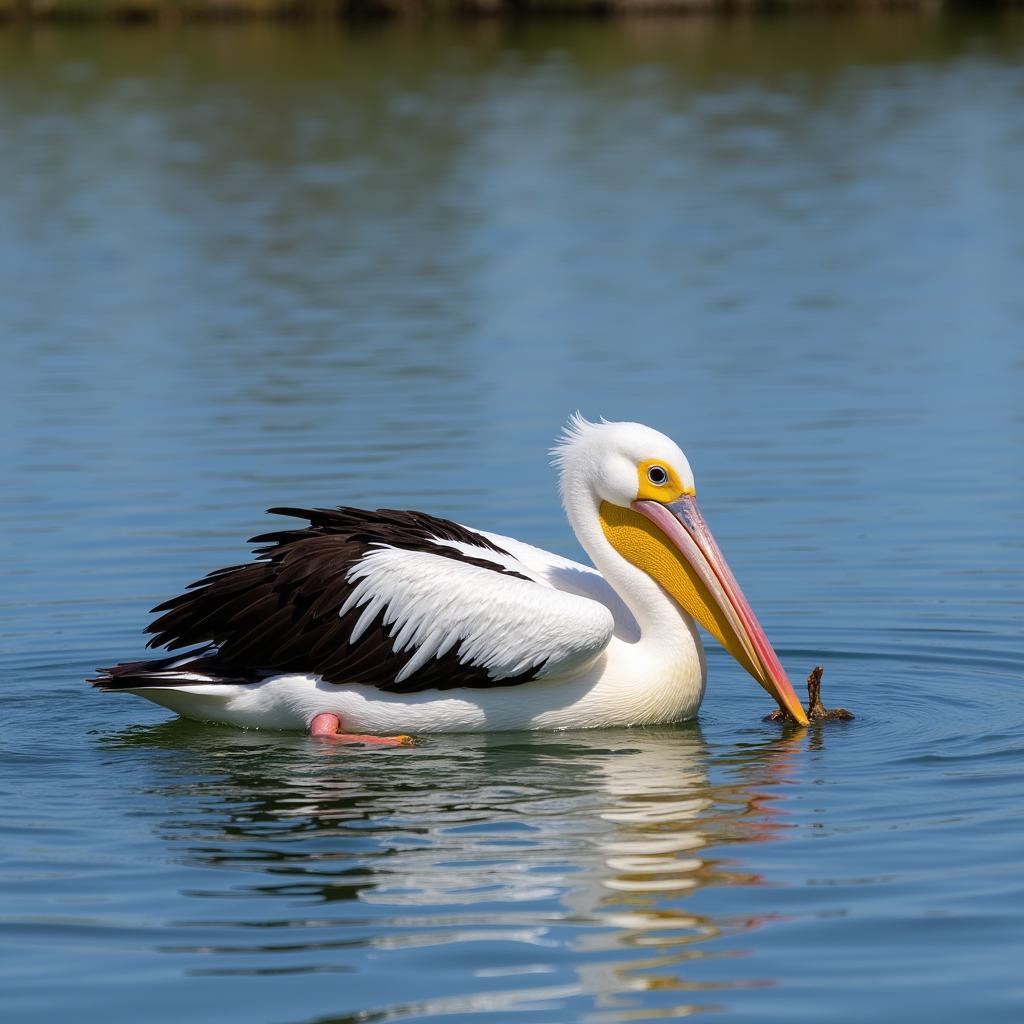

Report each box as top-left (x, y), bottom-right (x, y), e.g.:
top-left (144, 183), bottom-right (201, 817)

top-left (104, 722), bottom-right (802, 1016)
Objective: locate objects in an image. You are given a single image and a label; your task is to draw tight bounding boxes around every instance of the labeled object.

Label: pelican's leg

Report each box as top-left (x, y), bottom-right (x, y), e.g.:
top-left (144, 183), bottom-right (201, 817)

top-left (309, 713), bottom-right (414, 747)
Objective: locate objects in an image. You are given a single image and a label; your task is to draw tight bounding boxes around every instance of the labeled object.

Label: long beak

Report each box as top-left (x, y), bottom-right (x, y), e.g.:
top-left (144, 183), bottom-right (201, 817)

top-left (632, 496), bottom-right (809, 726)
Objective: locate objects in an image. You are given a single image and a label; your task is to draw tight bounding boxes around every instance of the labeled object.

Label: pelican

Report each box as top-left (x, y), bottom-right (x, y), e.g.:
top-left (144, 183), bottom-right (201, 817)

top-left (91, 416), bottom-right (809, 741)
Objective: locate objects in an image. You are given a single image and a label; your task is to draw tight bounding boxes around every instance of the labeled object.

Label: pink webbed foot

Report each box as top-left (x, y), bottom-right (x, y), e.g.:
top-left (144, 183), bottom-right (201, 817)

top-left (309, 713), bottom-right (414, 747)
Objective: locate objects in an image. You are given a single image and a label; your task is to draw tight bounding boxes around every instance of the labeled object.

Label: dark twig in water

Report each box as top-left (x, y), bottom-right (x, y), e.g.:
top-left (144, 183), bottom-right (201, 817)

top-left (765, 665), bottom-right (854, 724)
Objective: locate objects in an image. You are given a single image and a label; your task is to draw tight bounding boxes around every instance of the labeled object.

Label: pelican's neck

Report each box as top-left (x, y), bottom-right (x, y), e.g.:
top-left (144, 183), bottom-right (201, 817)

top-left (562, 482), bottom-right (693, 650)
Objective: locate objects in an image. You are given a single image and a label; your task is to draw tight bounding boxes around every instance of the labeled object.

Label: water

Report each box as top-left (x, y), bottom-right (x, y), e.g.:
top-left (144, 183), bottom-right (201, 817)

top-left (2, 15), bottom-right (1024, 1023)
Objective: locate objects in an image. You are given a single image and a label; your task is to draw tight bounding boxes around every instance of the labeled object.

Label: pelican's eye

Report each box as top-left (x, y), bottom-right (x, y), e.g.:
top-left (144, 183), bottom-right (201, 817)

top-left (646, 465), bottom-right (669, 486)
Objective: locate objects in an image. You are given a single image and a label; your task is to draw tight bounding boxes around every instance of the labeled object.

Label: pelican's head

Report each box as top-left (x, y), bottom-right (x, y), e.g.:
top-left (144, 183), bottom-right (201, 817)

top-left (553, 414), bottom-right (808, 726)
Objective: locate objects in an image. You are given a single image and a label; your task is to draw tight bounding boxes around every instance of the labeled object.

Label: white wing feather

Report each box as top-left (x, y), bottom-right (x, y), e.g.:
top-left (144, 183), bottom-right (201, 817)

top-left (465, 530), bottom-right (640, 643)
top-left (338, 546), bottom-right (615, 684)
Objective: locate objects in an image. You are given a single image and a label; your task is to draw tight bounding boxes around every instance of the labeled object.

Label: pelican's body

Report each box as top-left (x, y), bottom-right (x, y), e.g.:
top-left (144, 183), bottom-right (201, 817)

top-left (92, 417), bottom-right (808, 736)
top-left (124, 530), bottom-right (706, 734)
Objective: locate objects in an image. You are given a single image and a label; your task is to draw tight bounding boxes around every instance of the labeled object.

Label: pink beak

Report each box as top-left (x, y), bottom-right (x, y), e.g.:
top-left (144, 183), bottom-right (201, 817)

top-left (633, 496), bottom-right (809, 726)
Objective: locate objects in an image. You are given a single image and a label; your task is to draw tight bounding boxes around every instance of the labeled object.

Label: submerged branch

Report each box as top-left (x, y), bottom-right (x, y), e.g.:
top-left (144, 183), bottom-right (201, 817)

top-left (765, 665), bottom-right (854, 724)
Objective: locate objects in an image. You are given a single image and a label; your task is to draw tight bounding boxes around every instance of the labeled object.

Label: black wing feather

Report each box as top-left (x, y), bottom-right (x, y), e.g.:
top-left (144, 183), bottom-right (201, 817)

top-left (91, 507), bottom-right (537, 694)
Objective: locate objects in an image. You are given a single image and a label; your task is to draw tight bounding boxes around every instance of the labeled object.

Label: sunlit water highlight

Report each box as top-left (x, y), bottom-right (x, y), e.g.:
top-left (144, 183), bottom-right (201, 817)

top-left (2, 16), bottom-right (1023, 1024)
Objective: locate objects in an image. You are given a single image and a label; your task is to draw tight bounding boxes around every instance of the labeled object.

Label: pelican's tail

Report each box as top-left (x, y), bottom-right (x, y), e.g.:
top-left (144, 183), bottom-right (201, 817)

top-left (88, 646), bottom-right (251, 690)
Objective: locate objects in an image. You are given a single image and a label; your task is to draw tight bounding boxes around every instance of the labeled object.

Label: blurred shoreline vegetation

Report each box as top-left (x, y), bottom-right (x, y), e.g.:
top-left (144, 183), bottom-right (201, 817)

top-left (2, 0), bottom-right (1022, 22)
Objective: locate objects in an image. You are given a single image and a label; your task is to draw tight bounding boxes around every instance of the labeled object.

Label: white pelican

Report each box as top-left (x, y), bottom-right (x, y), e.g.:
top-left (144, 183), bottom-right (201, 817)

top-left (91, 416), bottom-right (809, 742)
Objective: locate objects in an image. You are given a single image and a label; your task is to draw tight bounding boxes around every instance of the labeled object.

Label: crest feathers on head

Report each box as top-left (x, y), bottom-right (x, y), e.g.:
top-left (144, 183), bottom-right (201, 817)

top-left (549, 412), bottom-right (606, 467)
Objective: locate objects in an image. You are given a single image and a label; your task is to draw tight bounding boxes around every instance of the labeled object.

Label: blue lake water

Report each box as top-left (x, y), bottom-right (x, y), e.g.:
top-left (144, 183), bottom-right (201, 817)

top-left (2, 16), bottom-right (1023, 1023)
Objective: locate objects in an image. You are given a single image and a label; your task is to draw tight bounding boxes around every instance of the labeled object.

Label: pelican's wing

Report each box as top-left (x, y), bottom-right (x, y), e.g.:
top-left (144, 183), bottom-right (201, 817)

top-left (469, 530), bottom-right (640, 643)
top-left (125, 507), bottom-right (614, 694)
top-left (429, 526), bottom-right (640, 642)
